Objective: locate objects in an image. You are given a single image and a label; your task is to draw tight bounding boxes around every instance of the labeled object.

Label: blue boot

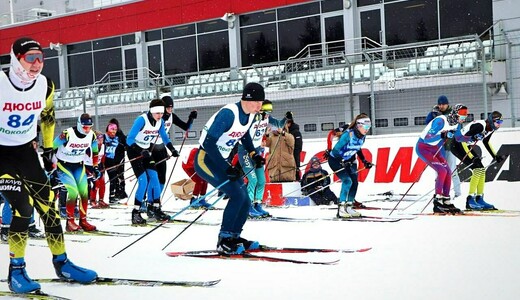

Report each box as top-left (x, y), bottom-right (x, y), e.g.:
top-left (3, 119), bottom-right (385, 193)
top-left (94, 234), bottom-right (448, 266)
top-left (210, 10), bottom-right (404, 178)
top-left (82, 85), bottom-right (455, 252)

top-left (198, 199), bottom-right (212, 209)
top-left (475, 194), bottom-right (496, 210)
top-left (465, 195), bottom-right (484, 210)
top-left (8, 258), bottom-right (41, 294)
top-left (254, 202), bottom-right (271, 217)
top-left (248, 205), bottom-right (263, 218)
top-left (53, 253), bottom-right (97, 283)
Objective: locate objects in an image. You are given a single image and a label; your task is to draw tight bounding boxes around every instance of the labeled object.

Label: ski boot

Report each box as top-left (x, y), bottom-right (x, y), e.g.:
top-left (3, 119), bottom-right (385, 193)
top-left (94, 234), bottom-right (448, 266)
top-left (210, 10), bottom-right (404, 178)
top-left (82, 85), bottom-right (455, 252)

top-left (131, 209), bottom-right (147, 225)
top-left (433, 195), bottom-right (452, 214)
top-left (53, 253), bottom-right (97, 283)
top-left (465, 195), bottom-right (484, 211)
top-left (97, 200), bottom-right (109, 208)
top-left (441, 196), bottom-right (462, 214)
top-left (79, 218), bottom-right (97, 231)
top-left (253, 202), bottom-right (271, 217)
top-left (353, 200), bottom-right (366, 209)
top-left (216, 236), bottom-right (246, 255)
top-left (337, 202), bottom-right (361, 218)
top-left (59, 207), bottom-right (67, 218)
top-left (90, 200), bottom-right (99, 209)
top-left (147, 204), bottom-right (170, 222)
top-left (28, 224), bottom-right (45, 239)
top-left (234, 235), bottom-right (260, 251)
top-left (1, 225), bottom-right (9, 242)
top-left (248, 205), bottom-right (263, 219)
top-left (345, 202), bottom-right (362, 217)
top-left (475, 194), bottom-right (496, 210)
top-left (8, 258), bottom-right (41, 294)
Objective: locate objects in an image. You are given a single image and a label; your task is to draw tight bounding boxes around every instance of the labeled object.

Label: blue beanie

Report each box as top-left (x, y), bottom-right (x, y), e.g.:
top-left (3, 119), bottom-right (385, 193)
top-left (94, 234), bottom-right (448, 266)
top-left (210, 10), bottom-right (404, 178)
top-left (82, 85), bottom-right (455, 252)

top-left (437, 95), bottom-right (449, 105)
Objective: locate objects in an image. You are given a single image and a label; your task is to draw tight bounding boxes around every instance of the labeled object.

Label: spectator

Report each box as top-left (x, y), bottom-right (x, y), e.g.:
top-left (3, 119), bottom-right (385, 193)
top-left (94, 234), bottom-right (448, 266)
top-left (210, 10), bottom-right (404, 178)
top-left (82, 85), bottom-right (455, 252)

top-left (301, 156), bottom-right (338, 205)
top-left (286, 116), bottom-right (302, 181)
top-left (266, 123), bottom-right (296, 182)
top-left (104, 118), bottom-right (127, 203)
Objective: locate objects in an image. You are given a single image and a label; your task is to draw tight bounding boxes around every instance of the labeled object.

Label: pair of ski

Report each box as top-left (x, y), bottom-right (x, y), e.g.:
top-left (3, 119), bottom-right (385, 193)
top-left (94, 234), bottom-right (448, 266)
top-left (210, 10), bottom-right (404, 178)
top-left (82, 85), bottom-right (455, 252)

top-left (167, 245), bottom-right (372, 265)
top-left (0, 277), bottom-right (222, 299)
top-left (266, 215), bottom-right (409, 223)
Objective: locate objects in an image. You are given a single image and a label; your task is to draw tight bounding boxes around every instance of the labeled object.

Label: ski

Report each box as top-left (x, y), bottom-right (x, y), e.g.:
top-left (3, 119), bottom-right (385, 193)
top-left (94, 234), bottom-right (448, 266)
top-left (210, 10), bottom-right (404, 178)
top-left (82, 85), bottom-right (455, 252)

top-left (167, 251), bottom-right (339, 265)
top-left (422, 211), bottom-right (520, 217)
top-left (0, 277), bottom-right (220, 288)
top-left (326, 216), bottom-right (402, 222)
top-left (167, 245), bottom-right (371, 256)
top-left (64, 229), bottom-right (138, 237)
top-left (0, 289), bottom-right (71, 300)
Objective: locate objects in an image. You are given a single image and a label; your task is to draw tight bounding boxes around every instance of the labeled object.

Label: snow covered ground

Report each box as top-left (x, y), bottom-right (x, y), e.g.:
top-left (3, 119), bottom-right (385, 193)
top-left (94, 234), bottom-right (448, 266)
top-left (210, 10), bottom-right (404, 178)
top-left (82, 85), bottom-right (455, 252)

top-left (1, 179), bottom-right (519, 300)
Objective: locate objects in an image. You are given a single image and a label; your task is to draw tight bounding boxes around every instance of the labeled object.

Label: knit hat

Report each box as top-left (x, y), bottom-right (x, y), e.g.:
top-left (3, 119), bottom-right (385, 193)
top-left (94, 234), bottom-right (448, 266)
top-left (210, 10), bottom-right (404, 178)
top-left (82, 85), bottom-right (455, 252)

top-left (437, 95), bottom-right (449, 105)
top-left (161, 96), bottom-right (174, 108)
top-left (149, 99), bottom-right (165, 113)
top-left (12, 37), bottom-right (43, 57)
top-left (242, 82), bottom-right (265, 101)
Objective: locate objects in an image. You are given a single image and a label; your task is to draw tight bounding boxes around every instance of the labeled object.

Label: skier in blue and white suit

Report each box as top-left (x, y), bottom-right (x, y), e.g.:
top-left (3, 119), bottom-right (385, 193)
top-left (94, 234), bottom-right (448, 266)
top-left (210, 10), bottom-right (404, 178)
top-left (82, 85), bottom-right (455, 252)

top-left (126, 99), bottom-right (179, 225)
top-left (238, 99), bottom-right (287, 218)
top-left (195, 82), bottom-right (265, 255)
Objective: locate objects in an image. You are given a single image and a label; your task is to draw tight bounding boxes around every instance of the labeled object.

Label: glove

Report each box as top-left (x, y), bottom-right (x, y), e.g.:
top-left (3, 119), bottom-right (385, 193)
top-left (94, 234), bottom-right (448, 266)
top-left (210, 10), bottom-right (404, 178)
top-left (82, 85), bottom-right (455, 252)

top-left (285, 111), bottom-right (293, 120)
top-left (362, 160), bottom-right (374, 169)
top-left (141, 149), bottom-right (151, 159)
top-left (323, 149), bottom-right (331, 160)
top-left (495, 154), bottom-right (507, 164)
top-left (440, 130), bottom-right (454, 139)
top-left (340, 160), bottom-right (352, 168)
top-left (41, 148), bottom-right (54, 172)
top-left (251, 153), bottom-right (266, 168)
top-left (93, 166), bottom-right (102, 180)
top-left (226, 165), bottom-right (242, 181)
top-left (188, 110), bottom-right (198, 120)
top-left (166, 143), bottom-right (180, 157)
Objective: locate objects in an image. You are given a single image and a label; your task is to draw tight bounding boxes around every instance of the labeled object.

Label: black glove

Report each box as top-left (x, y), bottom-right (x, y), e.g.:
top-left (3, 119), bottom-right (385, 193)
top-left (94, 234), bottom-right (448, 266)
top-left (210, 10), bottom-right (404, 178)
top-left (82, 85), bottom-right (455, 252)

top-left (41, 147), bottom-right (54, 172)
top-left (340, 160), bottom-right (352, 168)
top-left (93, 166), bottom-right (102, 180)
top-left (188, 110), bottom-right (198, 120)
top-left (166, 143), bottom-right (180, 157)
top-left (285, 111), bottom-right (293, 120)
top-left (362, 160), bottom-right (374, 169)
top-left (226, 166), bottom-right (242, 181)
top-left (440, 130), bottom-right (454, 139)
top-left (323, 149), bottom-right (331, 160)
top-left (251, 153), bottom-right (266, 168)
top-left (141, 149), bottom-right (151, 159)
top-left (495, 154), bottom-right (507, 164)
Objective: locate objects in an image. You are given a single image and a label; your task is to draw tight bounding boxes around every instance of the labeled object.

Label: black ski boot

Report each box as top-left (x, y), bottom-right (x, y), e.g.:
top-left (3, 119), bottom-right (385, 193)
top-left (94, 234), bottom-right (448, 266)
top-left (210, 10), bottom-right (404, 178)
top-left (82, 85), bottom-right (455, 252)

top-left (131, 209), bottom-right (146, 225)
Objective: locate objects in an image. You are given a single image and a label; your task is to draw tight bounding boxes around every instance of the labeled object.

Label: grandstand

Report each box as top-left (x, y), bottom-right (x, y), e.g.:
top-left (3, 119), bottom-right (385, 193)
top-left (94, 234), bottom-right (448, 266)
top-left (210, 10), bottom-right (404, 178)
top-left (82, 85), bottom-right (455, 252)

top-left (0, 0), bottom-right (518, 141)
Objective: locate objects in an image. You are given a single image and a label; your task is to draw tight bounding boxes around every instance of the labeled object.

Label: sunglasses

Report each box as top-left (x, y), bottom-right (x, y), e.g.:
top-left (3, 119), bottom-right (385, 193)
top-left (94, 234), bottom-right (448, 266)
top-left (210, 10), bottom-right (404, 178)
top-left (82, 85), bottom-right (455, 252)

top-left (458, 115), bottom-right (468, 121)
top-left (494, 119), bottom-right (503, 125)
top-left (18, 53), bottom-right (44, 64)
top-left (82, 125), bottom-right (93, 130)
top-left (360, 124), bottom-right (371, 130)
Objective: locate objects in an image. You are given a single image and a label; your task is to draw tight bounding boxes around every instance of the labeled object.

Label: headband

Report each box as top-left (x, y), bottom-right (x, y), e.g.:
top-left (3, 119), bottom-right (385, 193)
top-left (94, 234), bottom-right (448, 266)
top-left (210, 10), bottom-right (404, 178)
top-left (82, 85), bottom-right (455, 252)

top-left (150, 106), bottom-right (164, 114)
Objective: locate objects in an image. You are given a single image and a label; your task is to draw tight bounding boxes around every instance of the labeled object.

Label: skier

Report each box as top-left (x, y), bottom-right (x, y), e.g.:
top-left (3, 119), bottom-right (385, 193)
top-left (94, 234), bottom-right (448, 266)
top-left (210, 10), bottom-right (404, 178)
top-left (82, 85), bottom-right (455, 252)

top-left (182, 148), bottom-right (209, 207)
top-left (327, 113), bottom-right (373, 218)
top-left (103, 118), bottom-right (127, 203)
top-left (238, 99), bottom-right (287, 218)
top-left (126, 99), bottom-right (180, 225)
top-left (86, 131), bottom-right (108, 208)
top-left (425, 95), bottom-right (461, 199)
top-left (450, 111), bottom-right (506, 210)
top-left (151, 95), bottom-right (198, 201)
top-left (194, 82), bottom-right (265, 254)
top-left (54, 113), bottom-right (102, 231)
top-left (0, 37), bottom-right (97, 294)
top-left (416, 104), bottom-right (468, 214)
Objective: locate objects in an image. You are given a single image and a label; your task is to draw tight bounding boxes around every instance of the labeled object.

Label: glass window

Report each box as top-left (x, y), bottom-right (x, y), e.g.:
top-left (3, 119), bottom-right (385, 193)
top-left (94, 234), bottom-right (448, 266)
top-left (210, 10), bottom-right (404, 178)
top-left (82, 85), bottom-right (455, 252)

top-left (375, 119), bottom-right (388, 127)
top-left (43, 48), bottom-right (58, 59)
top-left (67, 42), bottom-right (92, 54)
top-left (0, 55), bottom-right (9, 65)
top-left (358, 0), bottom-right (381, 6)
top-left (303, 123), bottom-right (317, 132)
top-left (361, 9), bottom-right (381, 45)
top-left (414, 116), bottom-right (426, 125)
top-left (394, 117), bottom-right (409, 126)
top-left (42, 57), bottom-right (60, 89)
top-left (322, 0), bottom-right (344, 13)
top-left (147, 44), bottom-right (162, 75)
top-left (240, 10), bottom-right (276, 26)
top-left (198, 32), bottom-right (230, 71)
top-left (321, 122), bottom-right (334, 131)
top-left (145, 30), bottom-right (162, 42)
top-left (197, 20), bottom-right (227, 34)
top-left (279, 16), bottom-right (321, 60)
top-left (68, 52), bottom-right (94, 86)
top-left (93, 37), bottom-right (121, 50)
top-left (94, 48), bottom-right (122, 81)
top-left (440, 0), bottom-right (492, 38)
top-left (122, 34), bottom-right (136, 46)
top-left (385, 0), bottom-right (438, 46)
top-left (325, 15), bottom-right (345, 54)
top-left (240, 23), bottom-right (278, 66)
top-left (163, 24), bottom-right (195, 39)
top-left (278, 2), bottom-right (320, 20)
top-left (163, 36), bottom-right (197, 75)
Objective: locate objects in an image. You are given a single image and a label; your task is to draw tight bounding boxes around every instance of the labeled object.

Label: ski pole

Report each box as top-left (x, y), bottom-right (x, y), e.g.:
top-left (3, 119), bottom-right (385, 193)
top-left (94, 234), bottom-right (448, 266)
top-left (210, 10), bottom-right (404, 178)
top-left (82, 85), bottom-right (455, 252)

top-left (161, 193), bottom-right (226, 251)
